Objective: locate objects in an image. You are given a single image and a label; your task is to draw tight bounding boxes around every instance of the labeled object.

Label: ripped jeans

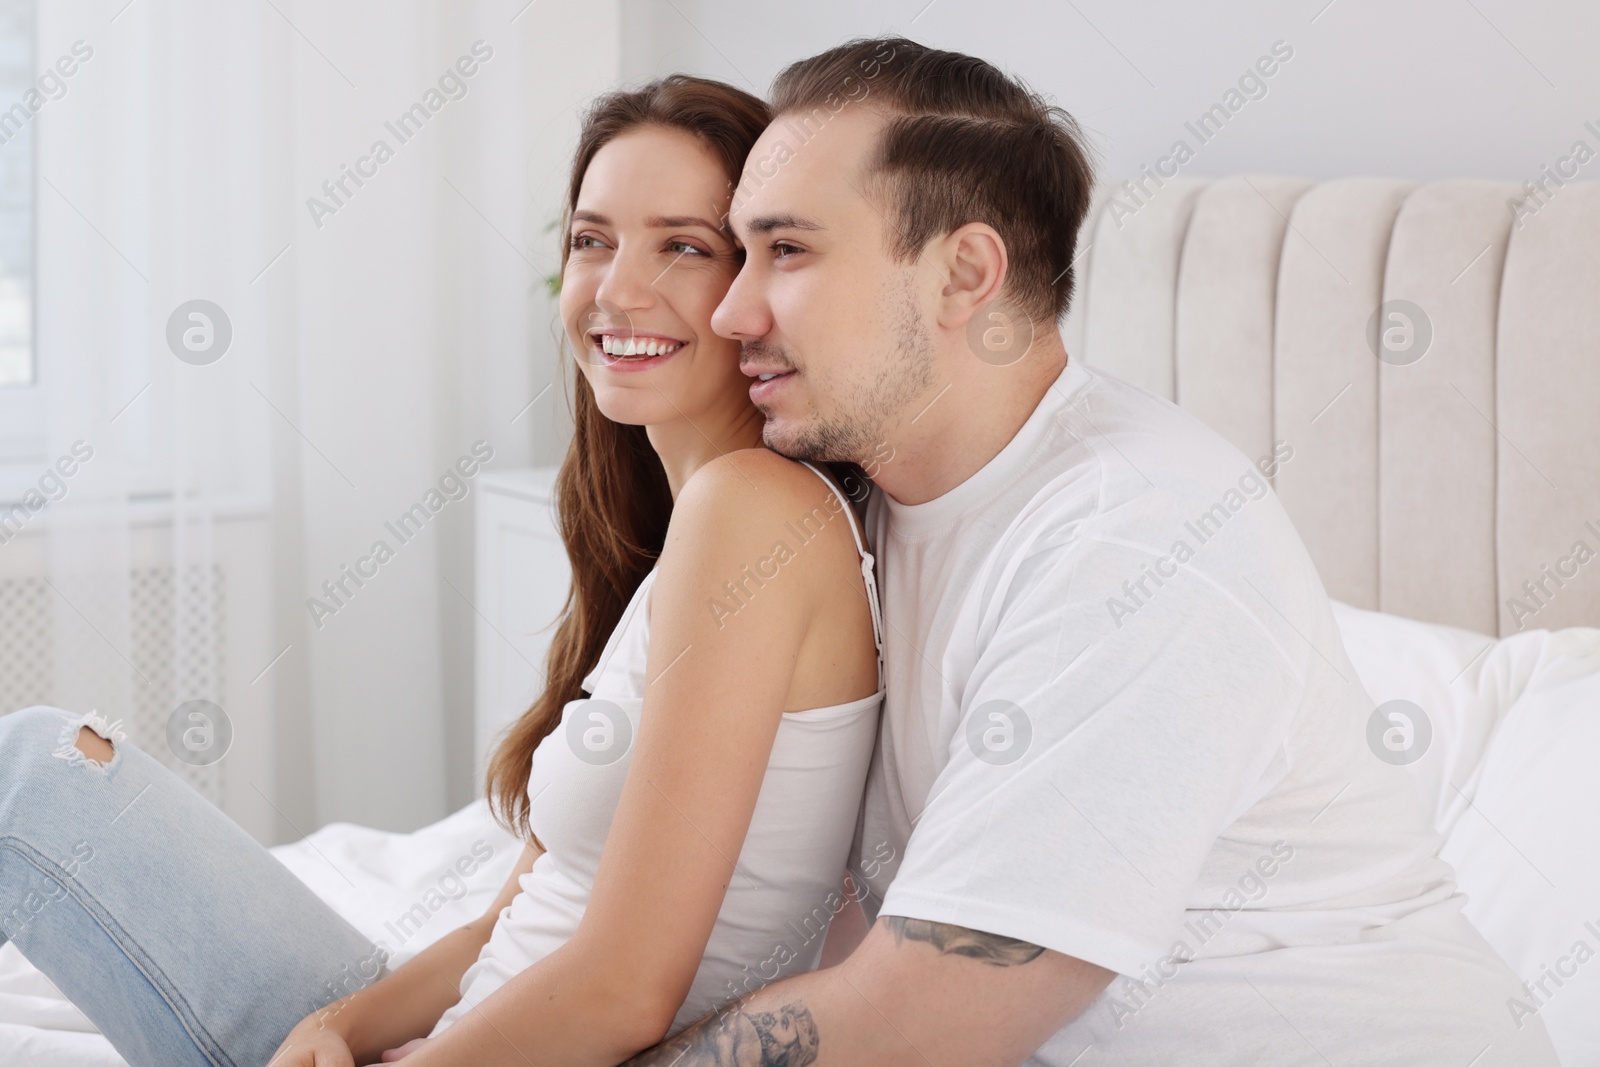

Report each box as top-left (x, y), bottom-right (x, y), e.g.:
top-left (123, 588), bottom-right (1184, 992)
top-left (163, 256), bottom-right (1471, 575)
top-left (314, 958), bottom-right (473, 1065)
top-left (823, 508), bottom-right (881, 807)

top-left (0, 705), bottom-right (387, 1067)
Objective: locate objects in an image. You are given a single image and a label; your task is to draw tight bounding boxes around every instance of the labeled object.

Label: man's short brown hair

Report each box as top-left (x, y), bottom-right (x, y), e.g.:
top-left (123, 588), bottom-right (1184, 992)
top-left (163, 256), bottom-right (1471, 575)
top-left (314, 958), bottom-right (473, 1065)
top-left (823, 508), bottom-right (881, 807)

top-left (771, 36), bottom-right (1098, 327)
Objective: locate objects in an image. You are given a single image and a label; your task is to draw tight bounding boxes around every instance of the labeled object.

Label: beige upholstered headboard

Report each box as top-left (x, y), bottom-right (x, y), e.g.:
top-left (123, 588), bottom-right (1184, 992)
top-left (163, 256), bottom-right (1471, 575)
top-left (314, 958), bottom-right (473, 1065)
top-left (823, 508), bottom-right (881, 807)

top-left (1063, 177), bottom-right (1600, 638)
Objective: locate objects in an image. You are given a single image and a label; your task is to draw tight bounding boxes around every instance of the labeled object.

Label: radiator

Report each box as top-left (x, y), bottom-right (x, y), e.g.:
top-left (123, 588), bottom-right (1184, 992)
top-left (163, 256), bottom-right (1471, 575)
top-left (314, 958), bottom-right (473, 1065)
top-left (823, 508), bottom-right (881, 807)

top-left (0, 508), bottom-right (278, 841)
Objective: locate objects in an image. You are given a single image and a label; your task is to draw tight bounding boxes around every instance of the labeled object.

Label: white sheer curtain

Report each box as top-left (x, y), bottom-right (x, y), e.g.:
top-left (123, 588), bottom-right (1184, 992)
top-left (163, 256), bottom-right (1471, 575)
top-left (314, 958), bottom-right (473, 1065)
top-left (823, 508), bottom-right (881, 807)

top-left (30, 0), bottom-right (617, 840)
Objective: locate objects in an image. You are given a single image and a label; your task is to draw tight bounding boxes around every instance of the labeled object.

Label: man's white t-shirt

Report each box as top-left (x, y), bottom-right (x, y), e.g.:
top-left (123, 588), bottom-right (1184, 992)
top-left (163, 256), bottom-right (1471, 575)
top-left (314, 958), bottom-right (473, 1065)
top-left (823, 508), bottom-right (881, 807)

top-left (854, 359), bottom-right (1557, 1066)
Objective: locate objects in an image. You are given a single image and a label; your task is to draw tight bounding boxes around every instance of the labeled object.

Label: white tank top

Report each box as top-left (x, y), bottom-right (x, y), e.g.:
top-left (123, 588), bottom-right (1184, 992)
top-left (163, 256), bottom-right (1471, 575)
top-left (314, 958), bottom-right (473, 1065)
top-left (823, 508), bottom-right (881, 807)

top-left (433, 461), bottom-right (884, 1037)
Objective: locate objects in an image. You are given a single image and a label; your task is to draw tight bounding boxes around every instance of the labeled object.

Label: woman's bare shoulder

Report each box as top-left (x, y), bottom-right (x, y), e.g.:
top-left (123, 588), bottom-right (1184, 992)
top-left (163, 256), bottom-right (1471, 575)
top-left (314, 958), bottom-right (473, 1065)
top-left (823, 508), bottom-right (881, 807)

top-left (662, 449), bottom-right (860, 573)
top-left (678, 449), bottom-right (845, 518)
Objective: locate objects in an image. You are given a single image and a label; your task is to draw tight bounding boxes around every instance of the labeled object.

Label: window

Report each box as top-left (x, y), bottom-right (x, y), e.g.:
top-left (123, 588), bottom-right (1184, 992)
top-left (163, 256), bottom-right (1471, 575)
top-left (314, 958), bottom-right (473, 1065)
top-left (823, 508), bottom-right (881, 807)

top-left (0, 0), bottom-right (40, 480)
top-left (0, 0), bottom-right (30, 389)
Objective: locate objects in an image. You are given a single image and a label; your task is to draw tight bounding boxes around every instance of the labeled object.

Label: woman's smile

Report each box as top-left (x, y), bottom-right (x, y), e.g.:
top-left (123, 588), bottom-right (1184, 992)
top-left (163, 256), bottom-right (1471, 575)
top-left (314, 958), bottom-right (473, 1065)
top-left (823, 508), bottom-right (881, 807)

top-left (586, 328), bottom-right (690, 372)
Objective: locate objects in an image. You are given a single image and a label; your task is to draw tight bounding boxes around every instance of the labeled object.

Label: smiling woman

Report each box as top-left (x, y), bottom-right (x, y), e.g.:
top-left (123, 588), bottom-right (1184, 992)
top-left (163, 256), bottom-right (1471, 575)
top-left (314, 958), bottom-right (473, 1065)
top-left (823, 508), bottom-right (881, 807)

top-left (270, 75), bottom-right (886, 1067)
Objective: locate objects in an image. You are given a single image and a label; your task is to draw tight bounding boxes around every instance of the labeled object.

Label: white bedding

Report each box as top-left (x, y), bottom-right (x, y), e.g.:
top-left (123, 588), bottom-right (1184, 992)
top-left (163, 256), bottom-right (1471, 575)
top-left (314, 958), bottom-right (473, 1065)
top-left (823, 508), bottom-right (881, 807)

top-left (4, 602), bottom-right (1596, 1066)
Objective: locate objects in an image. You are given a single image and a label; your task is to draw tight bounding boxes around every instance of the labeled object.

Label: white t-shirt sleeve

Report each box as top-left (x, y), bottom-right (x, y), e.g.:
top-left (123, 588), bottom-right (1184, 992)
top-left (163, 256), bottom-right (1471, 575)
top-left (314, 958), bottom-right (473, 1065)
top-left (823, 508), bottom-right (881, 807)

top-left (876, 501), bottom-right (1307, 977)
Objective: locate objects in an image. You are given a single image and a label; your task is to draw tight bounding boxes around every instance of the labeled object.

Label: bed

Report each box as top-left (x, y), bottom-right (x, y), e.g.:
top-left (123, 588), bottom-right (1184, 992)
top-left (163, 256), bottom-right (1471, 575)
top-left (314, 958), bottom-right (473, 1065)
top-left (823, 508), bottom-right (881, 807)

top-left (5, 174), bottom-right (1597, 1064)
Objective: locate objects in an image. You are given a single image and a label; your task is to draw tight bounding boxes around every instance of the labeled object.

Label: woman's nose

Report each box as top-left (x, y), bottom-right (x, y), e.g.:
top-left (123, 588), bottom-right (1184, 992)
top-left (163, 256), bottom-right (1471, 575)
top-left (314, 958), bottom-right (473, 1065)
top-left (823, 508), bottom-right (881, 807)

top-left (593, 244), bottom-right (657, 315)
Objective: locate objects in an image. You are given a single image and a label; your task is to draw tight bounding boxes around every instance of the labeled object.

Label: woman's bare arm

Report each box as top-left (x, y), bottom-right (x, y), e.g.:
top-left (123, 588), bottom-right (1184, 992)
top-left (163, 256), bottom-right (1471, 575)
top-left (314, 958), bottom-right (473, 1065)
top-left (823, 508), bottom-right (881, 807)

top-left (402, 450), bottom-right (869, 1067)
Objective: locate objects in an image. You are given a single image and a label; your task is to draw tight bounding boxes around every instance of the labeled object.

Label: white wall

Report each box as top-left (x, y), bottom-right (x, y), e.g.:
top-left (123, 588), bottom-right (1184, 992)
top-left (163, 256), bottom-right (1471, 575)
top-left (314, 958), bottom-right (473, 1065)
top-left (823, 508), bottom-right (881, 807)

top-left (618, 0), bottom-right (1598, 188)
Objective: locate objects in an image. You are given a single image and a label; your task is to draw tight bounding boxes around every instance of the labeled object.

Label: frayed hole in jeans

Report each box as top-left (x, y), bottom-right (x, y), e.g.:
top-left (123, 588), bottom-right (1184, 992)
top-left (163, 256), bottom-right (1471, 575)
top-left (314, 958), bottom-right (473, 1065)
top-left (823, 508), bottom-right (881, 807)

top-left (51, 711), bottom-right (127, 770)
top-left (73, 727), bottom-right (115, 766)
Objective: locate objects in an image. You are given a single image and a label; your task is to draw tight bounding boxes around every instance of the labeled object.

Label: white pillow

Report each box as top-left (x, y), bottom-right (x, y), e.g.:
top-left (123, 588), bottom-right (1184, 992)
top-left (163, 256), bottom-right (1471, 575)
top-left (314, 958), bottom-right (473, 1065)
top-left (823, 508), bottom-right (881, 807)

top-left (1332, 600), bottom-right (1600, 1065)
top-left (1330, 600), bottom-right (1550, 835)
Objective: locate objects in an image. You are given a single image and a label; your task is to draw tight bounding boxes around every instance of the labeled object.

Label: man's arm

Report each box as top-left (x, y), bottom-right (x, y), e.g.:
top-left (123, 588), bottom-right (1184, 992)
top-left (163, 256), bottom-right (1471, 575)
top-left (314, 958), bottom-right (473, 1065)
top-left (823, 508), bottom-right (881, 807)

top-left (622, 915), bottom-right (1113, 1067)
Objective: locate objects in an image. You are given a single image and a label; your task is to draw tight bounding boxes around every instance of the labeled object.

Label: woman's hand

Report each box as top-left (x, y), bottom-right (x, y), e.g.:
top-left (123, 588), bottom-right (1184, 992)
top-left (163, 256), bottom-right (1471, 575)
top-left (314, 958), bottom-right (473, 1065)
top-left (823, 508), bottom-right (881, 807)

top-left (380, 1037), bottom-right (432, 1060)
top-left (258, 844), bottom-right (538, 1067)
top-left (268, 1016), bottom-right (358, 1067)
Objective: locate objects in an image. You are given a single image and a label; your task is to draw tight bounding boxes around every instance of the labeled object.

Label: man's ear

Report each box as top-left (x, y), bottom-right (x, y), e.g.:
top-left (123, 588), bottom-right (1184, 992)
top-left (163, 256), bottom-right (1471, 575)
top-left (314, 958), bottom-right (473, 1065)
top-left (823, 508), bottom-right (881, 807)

top-left (933, 222), bottom-right (1008, 330)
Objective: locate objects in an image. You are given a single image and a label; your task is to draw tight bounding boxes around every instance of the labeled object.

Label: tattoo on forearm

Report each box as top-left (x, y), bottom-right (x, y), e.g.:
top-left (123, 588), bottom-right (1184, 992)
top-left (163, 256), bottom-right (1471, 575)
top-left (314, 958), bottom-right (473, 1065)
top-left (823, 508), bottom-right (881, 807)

top-left (619, 921), bottom-right (1038, 1064)
top-left (882, 916), bottom-right (1046, 966)
top-left (623, 1001), bottom-right (819, 1066)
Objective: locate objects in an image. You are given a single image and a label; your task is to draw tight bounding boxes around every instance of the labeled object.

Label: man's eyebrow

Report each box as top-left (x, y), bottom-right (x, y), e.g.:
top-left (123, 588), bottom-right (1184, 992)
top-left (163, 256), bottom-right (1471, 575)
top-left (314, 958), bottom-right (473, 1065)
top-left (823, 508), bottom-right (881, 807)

top-left (570, 209), bottom-right (729, 235)
top-left (740, 213), bottom-right (825, 236)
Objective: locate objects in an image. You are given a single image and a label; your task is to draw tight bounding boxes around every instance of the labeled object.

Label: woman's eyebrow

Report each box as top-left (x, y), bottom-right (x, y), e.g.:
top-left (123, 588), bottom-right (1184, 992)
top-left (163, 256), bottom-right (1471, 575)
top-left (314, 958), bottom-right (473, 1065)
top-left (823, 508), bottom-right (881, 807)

top-left (569, 210), bottom-right (727, 234)
top-left (644, 215), bottom-right (727, 232)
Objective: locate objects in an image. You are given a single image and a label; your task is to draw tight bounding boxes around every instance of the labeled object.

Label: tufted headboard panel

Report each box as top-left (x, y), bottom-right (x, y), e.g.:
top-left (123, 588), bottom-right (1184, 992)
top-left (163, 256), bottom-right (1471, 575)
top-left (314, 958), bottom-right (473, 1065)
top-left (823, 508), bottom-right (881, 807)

top-left (1063, 176), bottom-right (1600, 637)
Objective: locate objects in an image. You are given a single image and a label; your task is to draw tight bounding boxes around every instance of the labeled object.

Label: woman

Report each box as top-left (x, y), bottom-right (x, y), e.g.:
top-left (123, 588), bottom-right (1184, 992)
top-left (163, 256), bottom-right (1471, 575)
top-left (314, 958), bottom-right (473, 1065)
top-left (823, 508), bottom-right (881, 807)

top-left (0, 74), bottom-right (883, 1067)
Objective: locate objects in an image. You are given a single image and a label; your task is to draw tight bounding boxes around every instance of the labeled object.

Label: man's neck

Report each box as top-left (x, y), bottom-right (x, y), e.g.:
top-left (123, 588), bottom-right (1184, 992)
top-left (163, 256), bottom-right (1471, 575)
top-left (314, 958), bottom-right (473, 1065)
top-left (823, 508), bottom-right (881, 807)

top-left (870, 340), bottom-right (1068, 506)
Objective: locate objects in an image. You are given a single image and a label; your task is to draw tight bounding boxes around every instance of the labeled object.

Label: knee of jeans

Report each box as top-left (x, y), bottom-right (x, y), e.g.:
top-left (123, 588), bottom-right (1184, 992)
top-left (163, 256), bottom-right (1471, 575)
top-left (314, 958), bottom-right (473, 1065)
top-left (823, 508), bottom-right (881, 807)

top-left (0, 706), bottom-right (128, 772)
top-left (0, 705), bottom-right (68, 751)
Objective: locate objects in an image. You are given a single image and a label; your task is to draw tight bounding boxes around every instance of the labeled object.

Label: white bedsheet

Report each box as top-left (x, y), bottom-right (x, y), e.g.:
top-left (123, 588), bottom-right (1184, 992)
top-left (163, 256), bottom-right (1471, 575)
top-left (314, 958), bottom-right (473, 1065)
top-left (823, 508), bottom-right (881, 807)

top-left (6, 601), bottom-right (1598, 1065)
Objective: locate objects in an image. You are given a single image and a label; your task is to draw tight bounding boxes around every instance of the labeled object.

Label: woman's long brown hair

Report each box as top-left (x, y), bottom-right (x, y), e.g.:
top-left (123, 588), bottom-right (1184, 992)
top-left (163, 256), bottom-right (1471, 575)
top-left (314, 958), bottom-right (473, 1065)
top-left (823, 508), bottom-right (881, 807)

top-left (486, 76), bottom-right (772, 840)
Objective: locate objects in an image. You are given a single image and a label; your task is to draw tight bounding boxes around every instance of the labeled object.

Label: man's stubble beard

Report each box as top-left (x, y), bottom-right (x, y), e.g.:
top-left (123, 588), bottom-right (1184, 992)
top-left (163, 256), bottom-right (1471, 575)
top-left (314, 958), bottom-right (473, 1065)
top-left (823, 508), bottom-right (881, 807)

top-left (763, 274), bottom-right (937, 464)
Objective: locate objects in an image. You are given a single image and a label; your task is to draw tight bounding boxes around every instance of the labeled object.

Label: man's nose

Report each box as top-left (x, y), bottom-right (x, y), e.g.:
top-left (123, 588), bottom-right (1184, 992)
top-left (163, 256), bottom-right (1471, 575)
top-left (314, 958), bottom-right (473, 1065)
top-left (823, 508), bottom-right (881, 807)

top-left (712, 259), bottom-right (770, 341)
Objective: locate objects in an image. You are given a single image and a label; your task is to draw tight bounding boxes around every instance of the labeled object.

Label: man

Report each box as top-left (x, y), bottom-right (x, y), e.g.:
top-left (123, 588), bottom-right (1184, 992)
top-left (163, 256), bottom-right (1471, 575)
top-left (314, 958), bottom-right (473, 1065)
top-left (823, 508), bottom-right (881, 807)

top-left (628, 36), bottom-right (1557, 1066)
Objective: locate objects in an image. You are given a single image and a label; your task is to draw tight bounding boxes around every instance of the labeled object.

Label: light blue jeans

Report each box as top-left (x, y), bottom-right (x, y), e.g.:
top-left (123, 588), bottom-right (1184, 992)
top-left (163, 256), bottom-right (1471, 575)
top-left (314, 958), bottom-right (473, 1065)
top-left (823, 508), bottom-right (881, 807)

top-left (0, 705), bottom-right (388, 1067)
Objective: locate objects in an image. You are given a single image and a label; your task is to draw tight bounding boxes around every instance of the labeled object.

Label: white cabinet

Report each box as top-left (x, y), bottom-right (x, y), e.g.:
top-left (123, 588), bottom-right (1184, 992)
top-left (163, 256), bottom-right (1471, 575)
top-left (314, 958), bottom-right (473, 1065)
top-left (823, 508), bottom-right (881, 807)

top-left (473, 467), bottom-right (570, 778)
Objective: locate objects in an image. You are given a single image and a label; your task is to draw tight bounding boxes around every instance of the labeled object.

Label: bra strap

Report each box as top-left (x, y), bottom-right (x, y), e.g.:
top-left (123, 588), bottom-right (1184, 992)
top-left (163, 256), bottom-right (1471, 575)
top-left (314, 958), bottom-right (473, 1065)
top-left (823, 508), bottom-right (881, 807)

top-left (799, 461), bottom-right (885, 686)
